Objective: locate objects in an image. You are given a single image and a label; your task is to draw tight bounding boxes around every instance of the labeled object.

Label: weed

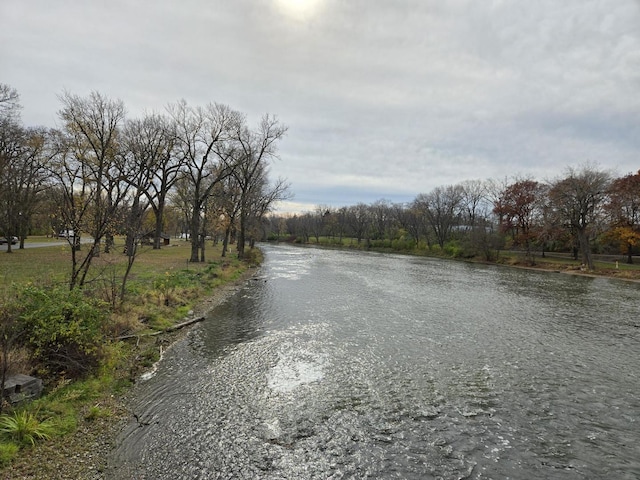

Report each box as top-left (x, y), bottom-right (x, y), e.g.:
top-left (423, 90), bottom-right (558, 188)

top-left (0, 442), bottom-right (19, 466)
top-left (85, 404), bottom-right (111, 422)
top-left (0, 410), bottom-right (56, 447)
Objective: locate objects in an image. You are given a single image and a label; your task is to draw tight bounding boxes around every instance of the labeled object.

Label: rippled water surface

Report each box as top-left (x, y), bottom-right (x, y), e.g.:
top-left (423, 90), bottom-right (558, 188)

top-left (109, 244), bottom-right (640, 479)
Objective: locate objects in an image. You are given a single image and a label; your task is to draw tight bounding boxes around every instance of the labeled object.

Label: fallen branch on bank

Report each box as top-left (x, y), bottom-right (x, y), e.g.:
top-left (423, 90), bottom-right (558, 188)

top-left (116, 316), bottom-right (205, 341)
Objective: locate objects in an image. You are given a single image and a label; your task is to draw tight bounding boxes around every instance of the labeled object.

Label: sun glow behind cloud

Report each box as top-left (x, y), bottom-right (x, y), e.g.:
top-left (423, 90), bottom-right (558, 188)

top-left (275, 0), bottom-right (324, 21)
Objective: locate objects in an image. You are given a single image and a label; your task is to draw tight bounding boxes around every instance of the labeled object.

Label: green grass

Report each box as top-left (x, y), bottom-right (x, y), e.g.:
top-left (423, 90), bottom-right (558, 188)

top-left (0, 237), bottom-right (223, 291)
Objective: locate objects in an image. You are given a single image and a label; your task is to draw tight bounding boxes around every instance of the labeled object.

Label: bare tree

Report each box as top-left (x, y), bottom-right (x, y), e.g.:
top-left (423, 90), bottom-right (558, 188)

top-left (411, 194), bottom-right (432, 248)
top-left (347, 203), bottom-right (372, 245)
top-left (246, 175), bottom-right (290, 248)
top-left (168, 100), bottom-right (242, 262)
top-left (370, 199), bottom-right (392, 240)
top-left (55, 91), bottom-right (127, 288)
top-left (169, 175), bottom-right (194, 239)
top-left (230, 114), bottom-right (287, 259)
top-left (460, 179), bottom-right (490, 229)
top-left (145, 117), bottom-right (182, 249)
top-left (423, 185), bottom-right (464, 248)
top-left (392, 202), bottom-right (421, 246)
top-left (310, 205), bottom-right (328, 243)
top-left (0, 84), bottom-right (20, 121)
top-left (114, 113), bottom-right (174, 302)
top-left (548, 164), bottom-right (611, 270)
top-left (212, 174), bottom-right (242, 257)
top-left (47, 129), bottom-right (96, 287)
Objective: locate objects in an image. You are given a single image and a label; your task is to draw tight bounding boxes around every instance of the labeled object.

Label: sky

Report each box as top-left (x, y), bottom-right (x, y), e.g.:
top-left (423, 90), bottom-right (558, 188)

top-left (2, 0), bottom-right (640, 214)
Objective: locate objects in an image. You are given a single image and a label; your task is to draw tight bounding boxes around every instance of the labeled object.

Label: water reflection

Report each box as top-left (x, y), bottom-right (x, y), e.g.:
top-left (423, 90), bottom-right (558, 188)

top-left (194, 278), bottom-right (270, 358)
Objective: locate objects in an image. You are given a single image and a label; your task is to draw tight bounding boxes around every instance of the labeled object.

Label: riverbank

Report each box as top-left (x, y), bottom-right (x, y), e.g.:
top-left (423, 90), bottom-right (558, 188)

top-left (288, 239), bottom-right (640, 282)
top-left (476, 255), bottom-right (640, 283)
top-left (2, 266), bottom-right (260, 480)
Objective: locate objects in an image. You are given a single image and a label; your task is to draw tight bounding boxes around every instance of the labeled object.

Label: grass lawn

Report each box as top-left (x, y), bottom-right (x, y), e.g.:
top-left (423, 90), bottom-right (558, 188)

top-left (1, 237), bottom-right (234, 291)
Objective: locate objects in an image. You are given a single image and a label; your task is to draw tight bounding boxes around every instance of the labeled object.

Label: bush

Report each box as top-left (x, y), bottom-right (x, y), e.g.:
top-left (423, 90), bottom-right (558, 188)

top-left (243, 247), bottom-right (262, 265)
top-left (391, 238), bottom-right (415, 251)
top-left (443, 241), bottom-right (464, 258)
top-left (17, 286), bottom-right (108, 378)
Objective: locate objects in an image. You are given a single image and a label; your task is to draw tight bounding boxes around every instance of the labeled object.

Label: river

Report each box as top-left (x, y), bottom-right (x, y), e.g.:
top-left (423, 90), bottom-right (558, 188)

top-left (108, 244), bottom-right (640, 479)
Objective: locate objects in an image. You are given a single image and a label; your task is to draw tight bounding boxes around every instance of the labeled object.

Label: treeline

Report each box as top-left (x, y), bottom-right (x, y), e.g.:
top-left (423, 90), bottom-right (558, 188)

top-left (0, 84), bottom-right (289, 290)
top-left (266, 167), bottom-right (640, 269)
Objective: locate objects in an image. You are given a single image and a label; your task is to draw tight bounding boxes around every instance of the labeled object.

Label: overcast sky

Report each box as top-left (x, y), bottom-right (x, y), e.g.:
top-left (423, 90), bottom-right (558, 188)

top-left (2, 0), bottom-right (640, 213)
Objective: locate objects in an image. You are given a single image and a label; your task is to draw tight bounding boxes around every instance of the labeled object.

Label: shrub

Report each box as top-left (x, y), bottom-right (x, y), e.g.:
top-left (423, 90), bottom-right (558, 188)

top-left (443, 241), bottom-right (464, 258)
top-left (391, 238), bottom-right (415, 251)
top-left (244, 247), bottom-right (262, 265)
top-left (17, 286), bottom-right (108, 378)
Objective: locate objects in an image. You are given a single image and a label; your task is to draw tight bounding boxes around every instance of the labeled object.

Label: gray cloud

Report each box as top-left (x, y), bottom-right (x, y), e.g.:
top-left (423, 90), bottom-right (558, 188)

top-left (2, 0), bottom-right (639, 212)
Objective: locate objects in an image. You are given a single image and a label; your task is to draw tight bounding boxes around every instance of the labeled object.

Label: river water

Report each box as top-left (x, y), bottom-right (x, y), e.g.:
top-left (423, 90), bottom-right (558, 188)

top-left (108, 244), bottom-right (640, 479)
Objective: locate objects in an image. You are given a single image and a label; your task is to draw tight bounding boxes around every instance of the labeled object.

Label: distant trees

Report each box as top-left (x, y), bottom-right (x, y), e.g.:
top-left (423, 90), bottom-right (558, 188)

top-left (605, 170), bottom-right (640, 264)
top-left (0, 123), bottom-right (48, 252)
top-left (4, 83), bottom-right (639, 274)
top-left (493, 179), bottom-right (547, 262)
top-left (548, 166), bottom-right (611, 270)
top-left (0, 86), bottom-right (48, 253)
top-left (270, 164), bottom-right (638, 270)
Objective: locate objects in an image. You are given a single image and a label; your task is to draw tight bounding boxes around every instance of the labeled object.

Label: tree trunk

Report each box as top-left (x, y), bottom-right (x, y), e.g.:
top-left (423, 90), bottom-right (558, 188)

top-left (237, 229), bottom-right (245, 259)
top-left (105, 233), bottom-right (114, 254)
top-left (153, 205), bottom-right (164, 250)
top-left (189, 212), bottom-right (200, 263)
top-left (222, 226), bottom-right (230, 257)
top-left (576, 228), bottom-right (594, 269)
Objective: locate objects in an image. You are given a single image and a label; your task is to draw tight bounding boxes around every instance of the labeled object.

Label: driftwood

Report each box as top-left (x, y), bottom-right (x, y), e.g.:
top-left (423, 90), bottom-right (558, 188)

top-left (116, 316), bottom-right (205, 341)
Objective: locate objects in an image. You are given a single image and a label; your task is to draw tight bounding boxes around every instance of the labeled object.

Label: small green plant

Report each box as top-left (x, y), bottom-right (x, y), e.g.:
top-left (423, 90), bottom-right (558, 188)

top-left (85, 404), bottom-right (111, 422)
top-left (0, 441), bottom-right (19, 466)
top-left (139, 347), bottom-right (161, 368)
top-left (0, 410), bottom-right (56, 447)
